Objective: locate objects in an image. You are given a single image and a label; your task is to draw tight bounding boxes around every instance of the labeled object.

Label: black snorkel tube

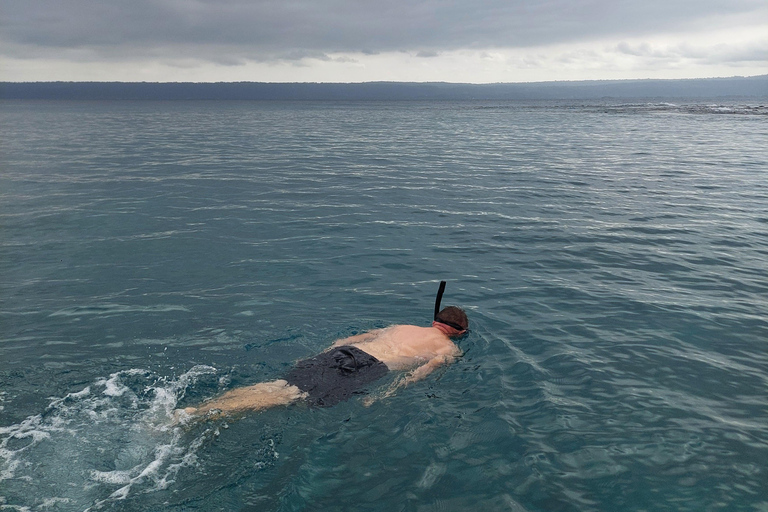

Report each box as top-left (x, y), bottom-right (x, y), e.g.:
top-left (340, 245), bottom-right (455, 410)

top-left (433, 280), bottom-right (466, 332)
top-left (434, 280), bottom-right (447, 322)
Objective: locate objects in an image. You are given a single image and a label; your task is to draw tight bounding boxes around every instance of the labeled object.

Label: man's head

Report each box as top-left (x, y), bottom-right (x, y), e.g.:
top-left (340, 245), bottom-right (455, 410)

top-left (434, 306), bottom-right (469, 335)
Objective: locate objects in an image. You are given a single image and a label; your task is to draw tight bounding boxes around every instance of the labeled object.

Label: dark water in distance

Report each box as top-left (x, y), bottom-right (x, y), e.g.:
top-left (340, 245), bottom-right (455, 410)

top-left (1, 100), bottom-right (767, 511)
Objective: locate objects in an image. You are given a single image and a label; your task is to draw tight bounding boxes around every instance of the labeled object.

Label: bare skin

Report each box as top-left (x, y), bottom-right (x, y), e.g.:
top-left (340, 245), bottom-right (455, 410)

top-left (179, 324), bottom-right (462, 419)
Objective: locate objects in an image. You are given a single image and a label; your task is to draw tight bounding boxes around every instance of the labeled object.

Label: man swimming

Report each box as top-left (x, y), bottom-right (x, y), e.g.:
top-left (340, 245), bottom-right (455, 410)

top-left (180, 282), bottom-right (467, 418)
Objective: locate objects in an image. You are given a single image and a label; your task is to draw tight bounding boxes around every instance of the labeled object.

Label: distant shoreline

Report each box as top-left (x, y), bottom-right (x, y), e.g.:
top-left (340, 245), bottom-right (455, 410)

top-left (1, 75), bottom-right (766, 101)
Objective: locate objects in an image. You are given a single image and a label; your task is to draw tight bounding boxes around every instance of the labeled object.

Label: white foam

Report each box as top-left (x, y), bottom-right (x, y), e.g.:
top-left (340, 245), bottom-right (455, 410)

top-left (0, 502), bottom-right (32, 512)
top-left (0, 414), bottom-right (51, 480)
top-left (0, 365), bottom-right (219, 510)
top-left (90, 468), bottom-right (135, 485)
top-left (99, 376), bottom-right (129, 397)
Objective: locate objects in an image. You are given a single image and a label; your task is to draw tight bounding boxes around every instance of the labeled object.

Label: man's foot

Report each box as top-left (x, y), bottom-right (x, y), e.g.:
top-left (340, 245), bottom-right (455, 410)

top-left (171, 407), bottom-right (199, 425)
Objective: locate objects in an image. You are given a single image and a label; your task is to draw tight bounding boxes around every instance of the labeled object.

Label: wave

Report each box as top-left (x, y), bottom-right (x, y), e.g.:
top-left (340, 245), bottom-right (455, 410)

top-left (49, 304), bottom-right (191, 317)
top-left (594, 102), bottom-right (768, 116)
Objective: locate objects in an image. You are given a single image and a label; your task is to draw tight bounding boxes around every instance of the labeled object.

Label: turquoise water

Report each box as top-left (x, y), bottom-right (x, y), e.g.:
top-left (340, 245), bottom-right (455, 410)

top-left (1, 100), bottom-right (767, 511)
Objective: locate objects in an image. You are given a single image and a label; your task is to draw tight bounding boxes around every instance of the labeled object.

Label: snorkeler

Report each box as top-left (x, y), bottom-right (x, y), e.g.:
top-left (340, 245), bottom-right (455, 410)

top-left (179, 282), bottom-right (468, 418)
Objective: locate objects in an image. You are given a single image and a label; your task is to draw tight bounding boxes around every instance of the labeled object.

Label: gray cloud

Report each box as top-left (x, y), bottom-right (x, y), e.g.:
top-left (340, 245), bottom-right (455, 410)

top-left (613, 39), bottom-right (768, 66)
top-left (1, 0), bottom-right (764, 63)
top-left (700, 43), bottom-right (768, 64)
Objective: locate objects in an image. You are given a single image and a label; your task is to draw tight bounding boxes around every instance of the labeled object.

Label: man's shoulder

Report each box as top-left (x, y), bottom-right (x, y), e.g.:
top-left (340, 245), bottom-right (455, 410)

top-left (391, 324), bottom-right (457, 347)
top-left (388, 324), bottom-right (433, 335)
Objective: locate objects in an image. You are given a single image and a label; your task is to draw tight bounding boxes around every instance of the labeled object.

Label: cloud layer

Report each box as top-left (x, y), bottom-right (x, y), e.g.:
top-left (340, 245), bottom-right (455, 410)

top-left (1, 0), bottom-right (766, 81)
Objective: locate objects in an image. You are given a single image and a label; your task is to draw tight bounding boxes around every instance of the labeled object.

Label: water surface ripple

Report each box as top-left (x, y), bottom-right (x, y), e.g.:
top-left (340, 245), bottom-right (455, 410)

top-left (1, 100), bottom-right (767, 511)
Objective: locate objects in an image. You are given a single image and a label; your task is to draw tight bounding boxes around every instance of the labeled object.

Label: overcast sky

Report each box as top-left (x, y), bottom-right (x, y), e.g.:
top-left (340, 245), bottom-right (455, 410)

top-left (1, 0), bottom-right (766, 82)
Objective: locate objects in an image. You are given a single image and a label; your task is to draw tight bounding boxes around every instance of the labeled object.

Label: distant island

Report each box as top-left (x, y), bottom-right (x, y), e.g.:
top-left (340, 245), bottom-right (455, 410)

top-left (1, 76), bottom-right (766, 101)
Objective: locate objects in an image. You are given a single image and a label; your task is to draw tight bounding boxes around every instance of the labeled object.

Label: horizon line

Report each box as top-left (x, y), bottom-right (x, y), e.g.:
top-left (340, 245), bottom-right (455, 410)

top-left (2, 74), bottom-right (767, 86)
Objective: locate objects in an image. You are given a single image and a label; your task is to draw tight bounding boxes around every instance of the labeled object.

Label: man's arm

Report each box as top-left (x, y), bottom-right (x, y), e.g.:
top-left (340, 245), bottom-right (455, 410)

top-left (401, 353), bottom-right (457, 386)
top-left (365, 352), bottom-right (459, 405)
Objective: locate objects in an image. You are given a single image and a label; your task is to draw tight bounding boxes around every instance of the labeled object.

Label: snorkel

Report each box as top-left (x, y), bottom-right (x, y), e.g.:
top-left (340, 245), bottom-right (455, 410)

top-left (432, 281), bottom-right (467, 335)
top-left (434, 280), bottom-right (447, 322)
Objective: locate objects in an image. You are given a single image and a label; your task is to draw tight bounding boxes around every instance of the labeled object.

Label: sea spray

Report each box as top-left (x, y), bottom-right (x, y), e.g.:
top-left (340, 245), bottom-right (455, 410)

top-left (0, 366), bottom-right (217, 510)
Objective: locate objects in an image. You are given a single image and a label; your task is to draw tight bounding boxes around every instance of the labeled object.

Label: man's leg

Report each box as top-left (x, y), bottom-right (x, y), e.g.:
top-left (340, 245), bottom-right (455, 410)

top-left (183, 379), bottom-right (306, 417)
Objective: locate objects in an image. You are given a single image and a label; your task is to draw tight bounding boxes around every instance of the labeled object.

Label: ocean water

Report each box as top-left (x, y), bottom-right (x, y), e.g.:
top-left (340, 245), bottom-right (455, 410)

top-left (1, 99), bottom-right (767, 511)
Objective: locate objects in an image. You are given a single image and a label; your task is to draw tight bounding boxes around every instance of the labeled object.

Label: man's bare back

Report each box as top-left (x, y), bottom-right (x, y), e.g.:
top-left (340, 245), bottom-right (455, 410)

top-left (330, 324), bottom-right (461, 370)
top-left (178, 302), bottom-right (468, 419)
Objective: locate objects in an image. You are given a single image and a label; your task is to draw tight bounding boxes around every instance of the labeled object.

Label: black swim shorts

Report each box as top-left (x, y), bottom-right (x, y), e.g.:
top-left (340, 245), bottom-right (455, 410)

top-left (284, 345), bottom-right (389, 407)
